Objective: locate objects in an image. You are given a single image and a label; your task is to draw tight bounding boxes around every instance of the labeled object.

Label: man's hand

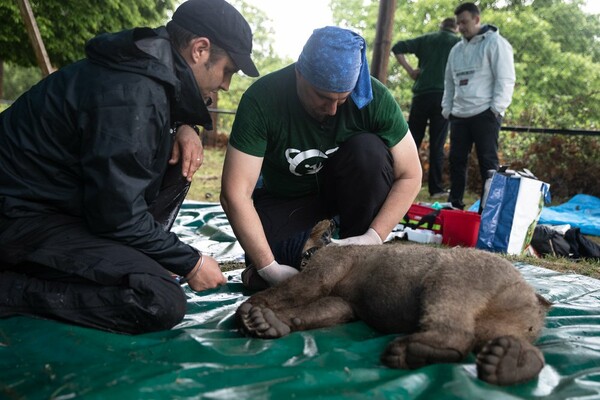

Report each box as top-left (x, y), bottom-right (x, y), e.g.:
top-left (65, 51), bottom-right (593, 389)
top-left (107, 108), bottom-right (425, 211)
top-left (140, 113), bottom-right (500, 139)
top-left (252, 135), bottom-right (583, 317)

top-left (329, 228), bottom-right (383, 246)
top-left (170, 125), bottom-right (203, 182)
top-left (257, 260), bottom-right (298, 286)
top-left (409, 68), bottom-right (421, 80)
top-left (186, 255), bottom-right (227, 292)
top-left (395, 54), bottom-right (420, 81)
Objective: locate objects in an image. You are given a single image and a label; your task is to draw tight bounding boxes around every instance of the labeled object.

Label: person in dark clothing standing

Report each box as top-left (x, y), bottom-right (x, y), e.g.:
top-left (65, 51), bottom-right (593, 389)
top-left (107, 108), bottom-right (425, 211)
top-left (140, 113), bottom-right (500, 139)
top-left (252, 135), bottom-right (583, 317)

top-left (0, 0), bottom-right (259, 334)
top-left (392, 18), bottom-right (459, 198)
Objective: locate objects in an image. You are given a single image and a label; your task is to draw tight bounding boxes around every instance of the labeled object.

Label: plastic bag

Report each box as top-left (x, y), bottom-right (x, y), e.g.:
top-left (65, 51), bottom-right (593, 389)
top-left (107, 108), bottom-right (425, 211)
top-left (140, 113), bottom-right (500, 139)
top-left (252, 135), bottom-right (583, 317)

top-left (476, 171), bottom-right (551, 255)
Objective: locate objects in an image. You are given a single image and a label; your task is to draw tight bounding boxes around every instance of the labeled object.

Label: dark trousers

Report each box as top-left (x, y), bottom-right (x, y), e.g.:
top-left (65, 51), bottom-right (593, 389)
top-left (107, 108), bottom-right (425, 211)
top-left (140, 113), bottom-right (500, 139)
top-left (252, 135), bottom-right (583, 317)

top-left (252, 133), bottom-right (394, 268)
top-left (448, 108), bottom-right (502, 209)
top-left (0, 164), bottom-right (189, 334)
top-left (408, 92), bottom-right (449, 195)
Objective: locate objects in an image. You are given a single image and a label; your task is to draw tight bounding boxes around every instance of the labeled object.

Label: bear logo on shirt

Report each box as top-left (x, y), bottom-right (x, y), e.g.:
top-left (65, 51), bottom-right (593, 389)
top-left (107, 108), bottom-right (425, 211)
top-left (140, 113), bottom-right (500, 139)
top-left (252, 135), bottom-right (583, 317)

top-left (285, 147), bottom-right (338, 176)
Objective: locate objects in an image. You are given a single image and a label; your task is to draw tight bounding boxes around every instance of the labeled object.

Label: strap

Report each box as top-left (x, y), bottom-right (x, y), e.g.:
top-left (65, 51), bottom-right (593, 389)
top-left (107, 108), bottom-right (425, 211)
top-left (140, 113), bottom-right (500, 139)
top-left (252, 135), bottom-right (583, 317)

top-left (404, 209), bottom-right (441, 230)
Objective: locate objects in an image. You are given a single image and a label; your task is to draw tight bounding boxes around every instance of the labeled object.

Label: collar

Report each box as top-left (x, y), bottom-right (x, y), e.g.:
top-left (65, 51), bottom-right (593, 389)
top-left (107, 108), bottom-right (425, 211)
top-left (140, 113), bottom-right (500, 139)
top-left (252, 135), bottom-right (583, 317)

top-left (170, 45), bottom-right (213, 130)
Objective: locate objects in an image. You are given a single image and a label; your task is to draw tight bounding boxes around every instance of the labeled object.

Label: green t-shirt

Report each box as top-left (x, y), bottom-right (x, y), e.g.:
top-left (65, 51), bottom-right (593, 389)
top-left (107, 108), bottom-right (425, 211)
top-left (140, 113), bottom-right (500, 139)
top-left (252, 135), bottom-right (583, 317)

top-left (229, 64), bottom-right (408, 198)
top-left (392, 29), bottom-right (460, 96)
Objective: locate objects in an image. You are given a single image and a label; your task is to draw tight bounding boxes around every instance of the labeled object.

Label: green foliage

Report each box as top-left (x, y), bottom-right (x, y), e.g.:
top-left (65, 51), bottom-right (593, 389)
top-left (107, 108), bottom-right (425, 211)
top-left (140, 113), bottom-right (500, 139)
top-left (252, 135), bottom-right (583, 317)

top-left (0, 0), bottom-right (288, 127)
top-left (530, 0), bottom-right (600, 63)
top-left (484, 7), bottom-right (600, 130)
top-left (2, 0), bottom-right (599, 201)
top-left (213, 0), bottom-right (291, 135)
top-left (2, 62), bottom-right (41, 100)
top-left (0, 0), bottom-right (176, 68)
top-left (503, 133), bottom-right (600, 200)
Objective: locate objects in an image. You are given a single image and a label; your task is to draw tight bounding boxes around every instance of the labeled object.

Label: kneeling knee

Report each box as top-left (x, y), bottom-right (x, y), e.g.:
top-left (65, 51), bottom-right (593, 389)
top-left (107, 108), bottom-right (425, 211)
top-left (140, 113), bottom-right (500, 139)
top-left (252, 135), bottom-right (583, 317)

top-left (147, 286), bottom-right (187, 332)
top-left (128, 275), bottom-right (187, 334)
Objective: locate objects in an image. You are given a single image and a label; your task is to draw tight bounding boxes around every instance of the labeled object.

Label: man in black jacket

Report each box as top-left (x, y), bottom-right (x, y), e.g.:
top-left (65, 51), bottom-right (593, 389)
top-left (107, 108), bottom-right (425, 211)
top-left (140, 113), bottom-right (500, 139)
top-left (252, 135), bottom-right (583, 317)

top-left (0, 0), bottom-right (258, 334)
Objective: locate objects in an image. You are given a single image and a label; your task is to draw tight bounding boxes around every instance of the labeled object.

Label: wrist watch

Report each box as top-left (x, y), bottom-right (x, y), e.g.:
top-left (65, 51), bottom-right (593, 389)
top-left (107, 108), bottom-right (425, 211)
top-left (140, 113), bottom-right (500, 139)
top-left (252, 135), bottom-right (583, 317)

top-left (172, 122), bottom-right (201, 136)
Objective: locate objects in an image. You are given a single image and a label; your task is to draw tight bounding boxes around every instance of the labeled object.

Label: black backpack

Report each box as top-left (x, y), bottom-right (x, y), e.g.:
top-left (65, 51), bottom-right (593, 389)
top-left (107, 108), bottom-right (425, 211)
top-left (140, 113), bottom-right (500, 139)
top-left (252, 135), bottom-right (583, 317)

top-left (564, 228), bottom-right (600, 260)
top-left (531, 225), bottom-right (571, 258)
top-left (531, 225), bottom-right (600, 260)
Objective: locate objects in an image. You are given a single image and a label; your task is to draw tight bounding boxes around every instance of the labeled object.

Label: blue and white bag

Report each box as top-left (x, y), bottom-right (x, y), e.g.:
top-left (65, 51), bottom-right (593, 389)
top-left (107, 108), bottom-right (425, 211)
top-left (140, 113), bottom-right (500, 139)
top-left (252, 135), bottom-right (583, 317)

top-left (476, 170), bottom-right (551, 255)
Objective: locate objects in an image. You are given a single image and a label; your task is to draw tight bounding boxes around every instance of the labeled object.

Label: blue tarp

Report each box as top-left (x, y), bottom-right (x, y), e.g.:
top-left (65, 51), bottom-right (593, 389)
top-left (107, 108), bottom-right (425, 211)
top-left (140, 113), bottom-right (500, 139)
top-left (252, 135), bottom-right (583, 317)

top-left (470, 194), bottom-right (600, 237)
top-left (539, 194), bottom-right (600, 236)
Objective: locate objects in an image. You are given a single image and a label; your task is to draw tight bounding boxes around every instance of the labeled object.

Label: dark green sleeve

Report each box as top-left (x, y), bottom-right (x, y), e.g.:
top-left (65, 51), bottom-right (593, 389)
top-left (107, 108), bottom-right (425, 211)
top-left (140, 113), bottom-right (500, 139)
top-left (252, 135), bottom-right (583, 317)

top-left (391, 36), bottom-right (422, 55)
top-left (368, 78), bottom-right (409, 148)
top-left (229, 89), bottom-right (268, 157)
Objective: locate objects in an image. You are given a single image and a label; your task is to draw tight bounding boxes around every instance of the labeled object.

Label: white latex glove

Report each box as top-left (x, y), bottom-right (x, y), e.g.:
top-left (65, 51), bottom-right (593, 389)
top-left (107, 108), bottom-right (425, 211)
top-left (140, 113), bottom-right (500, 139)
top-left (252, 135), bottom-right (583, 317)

top-left (257, 260), bottom-right (299, 286)
top-left (329, 228), bottom-right (383, 246)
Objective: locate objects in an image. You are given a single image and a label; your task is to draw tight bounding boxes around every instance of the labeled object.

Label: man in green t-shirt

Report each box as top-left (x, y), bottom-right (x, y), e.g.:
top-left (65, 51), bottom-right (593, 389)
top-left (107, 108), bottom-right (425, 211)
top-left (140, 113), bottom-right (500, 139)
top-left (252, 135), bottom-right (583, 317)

top-left (392, 18), bottom-right (460, 198)
top-left (221, 27), bottom-right (422, 288)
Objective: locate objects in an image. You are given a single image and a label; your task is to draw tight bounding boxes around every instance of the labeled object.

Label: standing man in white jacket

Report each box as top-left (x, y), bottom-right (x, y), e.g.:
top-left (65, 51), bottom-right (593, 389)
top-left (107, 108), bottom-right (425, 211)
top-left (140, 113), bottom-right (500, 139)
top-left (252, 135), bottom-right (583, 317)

top-left (441, 2), bottom-right (515, 210)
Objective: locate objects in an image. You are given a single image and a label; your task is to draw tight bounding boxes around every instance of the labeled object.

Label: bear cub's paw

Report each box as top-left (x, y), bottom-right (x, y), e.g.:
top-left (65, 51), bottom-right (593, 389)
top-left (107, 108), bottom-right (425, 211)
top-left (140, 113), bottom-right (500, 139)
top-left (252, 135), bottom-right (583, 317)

top-left (236, 302), bottom-right (291, 339)
top-left (476, 335), bottom-right (544, 386)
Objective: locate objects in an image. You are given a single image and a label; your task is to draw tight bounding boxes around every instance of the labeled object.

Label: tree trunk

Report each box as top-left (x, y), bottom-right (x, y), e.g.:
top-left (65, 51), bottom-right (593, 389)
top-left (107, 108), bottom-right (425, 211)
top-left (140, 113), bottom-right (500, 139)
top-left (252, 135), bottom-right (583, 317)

top-left (370, 0), bottom-right (396, 84)
top-left (0, 58), bottom-right (4, 100)
top-left (16, 0), bottom-right (54, 77)
top-left (202, 92), bottom-right (218, 147)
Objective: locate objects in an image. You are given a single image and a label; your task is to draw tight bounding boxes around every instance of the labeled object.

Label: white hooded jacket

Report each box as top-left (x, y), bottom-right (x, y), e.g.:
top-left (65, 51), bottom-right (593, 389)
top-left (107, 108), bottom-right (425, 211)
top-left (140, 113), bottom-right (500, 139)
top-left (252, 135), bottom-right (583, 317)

top-left (441, 25), bottom-right (515, 119)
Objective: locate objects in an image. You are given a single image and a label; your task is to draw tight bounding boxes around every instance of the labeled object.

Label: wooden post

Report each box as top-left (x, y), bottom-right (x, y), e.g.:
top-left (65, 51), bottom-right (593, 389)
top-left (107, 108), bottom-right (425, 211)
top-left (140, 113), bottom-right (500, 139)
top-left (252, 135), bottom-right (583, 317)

top-left (16, 0), bottom-right (54, 77)
top-left (0, 58), bottom-right (4, 100)
top-left (370, 0), bottom-right (396, 84)
top-left (202, 92), bottom-right (218, 147)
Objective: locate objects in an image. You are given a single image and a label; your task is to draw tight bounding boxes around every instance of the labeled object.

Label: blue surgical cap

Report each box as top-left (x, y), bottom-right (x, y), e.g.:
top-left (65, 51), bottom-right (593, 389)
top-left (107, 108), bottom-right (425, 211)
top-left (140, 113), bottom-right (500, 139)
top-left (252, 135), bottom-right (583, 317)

top-left (296, 26), bottom-right (373, 109)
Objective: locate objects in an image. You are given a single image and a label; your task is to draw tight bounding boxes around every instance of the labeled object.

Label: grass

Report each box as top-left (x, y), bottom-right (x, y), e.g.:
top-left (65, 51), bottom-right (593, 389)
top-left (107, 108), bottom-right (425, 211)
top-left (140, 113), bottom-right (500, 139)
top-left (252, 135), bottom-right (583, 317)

top-left (194, 147), bottom-right (600, 277)
top-left (188, 146), bottom-right (226, 202)
top-left (505, 254), bottom-right (600, 279)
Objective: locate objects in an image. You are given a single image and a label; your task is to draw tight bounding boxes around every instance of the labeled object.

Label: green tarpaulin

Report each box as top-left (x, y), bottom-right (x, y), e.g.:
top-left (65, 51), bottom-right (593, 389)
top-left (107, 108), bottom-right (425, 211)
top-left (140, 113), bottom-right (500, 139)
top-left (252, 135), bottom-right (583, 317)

top-left (2, 202), bottom-right (600, 399)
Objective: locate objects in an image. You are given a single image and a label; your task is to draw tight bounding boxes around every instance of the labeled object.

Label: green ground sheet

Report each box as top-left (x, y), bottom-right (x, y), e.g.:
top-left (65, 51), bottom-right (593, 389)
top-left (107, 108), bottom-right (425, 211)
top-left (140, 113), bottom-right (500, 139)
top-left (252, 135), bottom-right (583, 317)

top-left (2, 202), bottom-right (600, 399)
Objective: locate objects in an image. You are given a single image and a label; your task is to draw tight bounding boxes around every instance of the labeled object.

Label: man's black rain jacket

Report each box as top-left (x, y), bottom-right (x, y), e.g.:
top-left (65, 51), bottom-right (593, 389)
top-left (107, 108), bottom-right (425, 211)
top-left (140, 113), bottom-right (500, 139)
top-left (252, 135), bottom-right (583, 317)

top-left (0, 27), bottom-right (212, 276)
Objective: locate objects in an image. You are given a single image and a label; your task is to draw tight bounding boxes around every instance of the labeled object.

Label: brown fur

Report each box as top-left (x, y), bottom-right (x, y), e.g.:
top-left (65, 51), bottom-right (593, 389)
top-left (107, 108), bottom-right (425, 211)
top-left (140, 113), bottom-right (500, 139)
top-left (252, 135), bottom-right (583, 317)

top-left (236, 242), bottom-right (551, 386)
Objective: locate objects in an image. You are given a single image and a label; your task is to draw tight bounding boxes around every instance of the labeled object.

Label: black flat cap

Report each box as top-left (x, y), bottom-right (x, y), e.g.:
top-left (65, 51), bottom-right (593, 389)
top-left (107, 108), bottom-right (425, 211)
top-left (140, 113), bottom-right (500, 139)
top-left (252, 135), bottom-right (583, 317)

top-left (172, 0), bottom-right (259, 77)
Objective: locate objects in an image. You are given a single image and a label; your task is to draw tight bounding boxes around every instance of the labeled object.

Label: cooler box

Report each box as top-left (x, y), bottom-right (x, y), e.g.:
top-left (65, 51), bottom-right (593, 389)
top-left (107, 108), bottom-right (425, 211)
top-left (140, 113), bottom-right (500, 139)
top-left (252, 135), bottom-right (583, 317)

top-left (440, 209), bottom-right (481, 247)
top-left (402, 204), bottom-right (443, 234)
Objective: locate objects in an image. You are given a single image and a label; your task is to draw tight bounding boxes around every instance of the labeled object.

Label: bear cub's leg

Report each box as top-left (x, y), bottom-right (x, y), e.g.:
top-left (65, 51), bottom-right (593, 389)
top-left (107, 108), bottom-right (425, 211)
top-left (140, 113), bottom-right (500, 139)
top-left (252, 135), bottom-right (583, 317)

top-left (237, 296), bottom-right (355, 339)
top-left (380, 330), bottom-right (469, 369)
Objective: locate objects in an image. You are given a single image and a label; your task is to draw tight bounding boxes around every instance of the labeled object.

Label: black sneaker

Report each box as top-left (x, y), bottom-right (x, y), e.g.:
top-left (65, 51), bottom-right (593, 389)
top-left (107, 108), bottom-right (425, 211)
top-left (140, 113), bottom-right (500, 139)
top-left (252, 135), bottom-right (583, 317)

top-left (450, 201), bottom-right (465, 210)
top-left (430, 190), bottom-right (449, 199)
